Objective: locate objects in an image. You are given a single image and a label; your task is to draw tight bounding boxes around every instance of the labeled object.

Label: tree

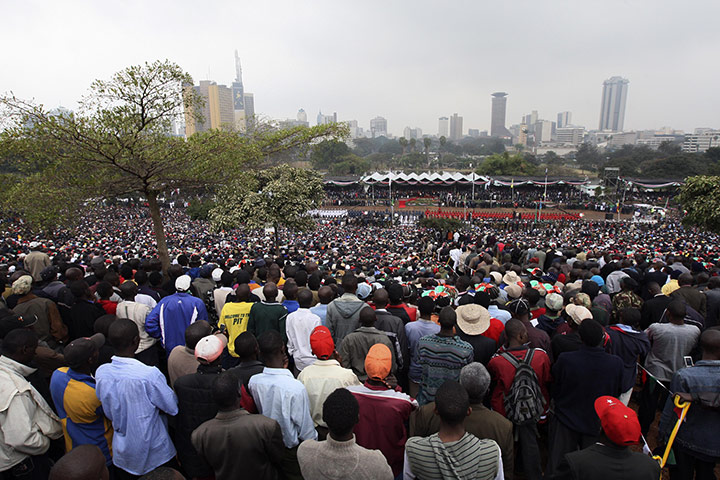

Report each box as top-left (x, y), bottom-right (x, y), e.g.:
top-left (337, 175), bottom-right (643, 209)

top-left (477, 152), bottom-right (538, 176)
top-left (677, 176), bottom-right (720, 233)
top-left (419, 216), bottom-right (464, 233)
top-left (209, 165), bottom-right (324, 253)
top-left (576, 143), bottom-right (601, 171)
top-left (423, 137), bottom-right (432, 166)
top-left (438, 136), bottom-right (447, 168)
top-left (409, 137), bottom-right (417, 153)
top-left (309, 139), bottom-right (351, 170)
top-left (543, 151), bottom-right (562, 165)
top-left (0, 60), bottom-right (346, 271)
top-left (328, 154), bottom-right (370, 175)
top-left (658, 140), bottom-right (682, 156)
top-left (398, 137), bottom-right (409, 156)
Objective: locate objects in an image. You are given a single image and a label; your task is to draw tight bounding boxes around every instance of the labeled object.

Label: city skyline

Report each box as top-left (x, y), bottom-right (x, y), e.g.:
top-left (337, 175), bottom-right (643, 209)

top-left (2, 0), bottom-right (719, 136)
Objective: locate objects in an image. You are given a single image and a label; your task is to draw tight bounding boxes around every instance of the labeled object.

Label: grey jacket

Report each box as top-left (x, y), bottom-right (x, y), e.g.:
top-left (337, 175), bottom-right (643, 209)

top-left (327, 294), bottom-right (370, 345)
top-left (339, 326), bottom-right (397, 381)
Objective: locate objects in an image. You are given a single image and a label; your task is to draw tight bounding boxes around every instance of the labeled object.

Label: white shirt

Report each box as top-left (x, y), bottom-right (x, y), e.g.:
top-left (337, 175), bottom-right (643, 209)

top-left (116, 301), bottom-right (157, 353)
top-left (286, 308), bottom-right (322, 371)
top-left (213, 287), bottom-right (234, 316)
top-left (135, 293), bottom-right (157, 310)
top-left (297, 359), bottom-right (360, 427)
top-left (249, 367), bottom-right (318, 448)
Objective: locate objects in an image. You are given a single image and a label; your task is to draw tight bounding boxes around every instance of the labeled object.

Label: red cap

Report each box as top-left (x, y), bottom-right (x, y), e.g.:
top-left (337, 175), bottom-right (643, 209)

top-left (310, 326), bottom-right (334, 360)
top-left (594, 396), bottom-right (641, 446)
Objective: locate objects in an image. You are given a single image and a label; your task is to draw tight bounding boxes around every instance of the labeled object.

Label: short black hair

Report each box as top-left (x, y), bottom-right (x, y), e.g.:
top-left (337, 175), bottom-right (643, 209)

top-left (417, 296), bottom-right (435, 316)
top-left (212, 372), bottom-right (240, 409)
top-left (341, 274), bottom-right (358, 293)
top-left (234, 331), bottom-right (258, 359)
top-left (504, 318), bottom-right (526, 341)
top-left (138, 467), bottom-right (183, 480)
top-left (107, 318), bottom-right (139, 351)
top-left (297, 289), bottom-right (313, 308)
top-left (438, 306), bottom-right (456, 330)
top-left (185, 320), bottom-right (212, 349)
top-left (435, 380), bottom-right (469, 426)
top-left (322, 388), bottom-right (359, 436)
top-left (257, 330), bottom-right (284, 360)
top-left (667, 300), bottom-right (686, 320)
top-left (2, 328), bottom-right (38, 355)
top-left (579, 318), bottom-right (604, 347)
top-left (619, 308), bottom-right (641, 328)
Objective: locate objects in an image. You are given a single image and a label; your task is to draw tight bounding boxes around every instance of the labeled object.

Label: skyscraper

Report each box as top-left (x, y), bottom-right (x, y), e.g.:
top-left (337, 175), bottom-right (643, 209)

top-left (557, 111), bottom-right (572, 128)
top-left (184, 80), bottom-right (234, 136)
top-left (297, 108), bottom-right (307, 124)
top-left (438, 116), bottom-right (449, 137)
top-left (449, 113), bottom-right (463, 141)
top-left (490, 92), bottom-right (510, 137)
top-left (243, 93), bottom-right (255, 126)
top-left (599, 76), bottom-right (629, 132)
top-left (232, 50), bottom-right (246, 130)
top-left (370, 116), bottom-right (387, 137)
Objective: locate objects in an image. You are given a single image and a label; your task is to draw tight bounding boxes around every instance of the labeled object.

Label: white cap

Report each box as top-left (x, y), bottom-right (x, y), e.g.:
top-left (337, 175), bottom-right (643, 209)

top-left (175, 275), bottom-right (192, 292)
top-left (212, 268), bottom-right (224, 283)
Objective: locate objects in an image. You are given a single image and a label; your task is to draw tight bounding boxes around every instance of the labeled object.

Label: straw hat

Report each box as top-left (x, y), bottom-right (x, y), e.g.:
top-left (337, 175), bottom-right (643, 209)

top-left (502, 271), bottom-right (521, 285)
top-left (455, 304), bottom-right (491, 335)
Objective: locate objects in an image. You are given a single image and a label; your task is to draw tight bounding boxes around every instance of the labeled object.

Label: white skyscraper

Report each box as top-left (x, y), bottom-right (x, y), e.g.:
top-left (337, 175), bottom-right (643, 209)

top-left (599, 76), bottom-right (629, 132)
top-left (297, 108), bottom-right (307, 123)
top-left (438, 117), bottom-right (449, 137)
top-left (557, 111), bottom-right (572, 128)
top-left (370, 116), bottom-right (388, 137)
top-left (449, 113), bottom-right (463, 141)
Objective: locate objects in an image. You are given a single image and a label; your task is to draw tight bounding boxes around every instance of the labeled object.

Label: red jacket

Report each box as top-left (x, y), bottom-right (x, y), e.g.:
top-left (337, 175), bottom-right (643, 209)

top-left (481, 317), bottom-right (504, 343)
top-left (487, 346), bottom-right (552, 418)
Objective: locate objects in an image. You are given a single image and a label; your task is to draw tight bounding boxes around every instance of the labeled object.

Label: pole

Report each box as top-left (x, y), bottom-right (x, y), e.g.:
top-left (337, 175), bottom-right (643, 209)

top-left (541, 168), bottom-right (548, 222)
top-left (389, 170), bottom-right (393, 226)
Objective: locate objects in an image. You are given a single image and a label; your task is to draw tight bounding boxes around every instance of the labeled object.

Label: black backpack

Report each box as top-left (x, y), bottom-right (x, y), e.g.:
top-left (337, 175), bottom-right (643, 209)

top-left (501, 349), bottom-right (544, 425)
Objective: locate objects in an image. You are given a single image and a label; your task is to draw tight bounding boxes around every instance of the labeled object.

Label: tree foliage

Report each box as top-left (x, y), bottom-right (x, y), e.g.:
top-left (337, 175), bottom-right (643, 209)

top-left (309, 139), bottom-right (351, 170)
top-left (477, 152), bottom-right (538, 176)
top-left (419, 216), bottom-right (464, 232)
top-left (209, 165), bottom-right (324, 252)
top-left (677, 176), bottom-right (720, 233)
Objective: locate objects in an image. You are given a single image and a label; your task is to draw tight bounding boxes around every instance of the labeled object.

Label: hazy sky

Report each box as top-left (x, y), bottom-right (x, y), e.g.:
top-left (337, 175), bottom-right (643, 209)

top-left (2, 0), bottom-right (719, 136)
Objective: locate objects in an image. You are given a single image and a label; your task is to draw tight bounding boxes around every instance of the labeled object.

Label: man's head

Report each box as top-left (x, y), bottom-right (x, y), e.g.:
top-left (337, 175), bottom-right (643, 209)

top-left (63, 334), bottom-right (104, 373)
top-left (195, 335), bottom-right (227, 365)
top-left (119, 281), bottom-right (138, 301)
top-left (647, 282), bottom-right (662, 296)
top-left (459, 363), bottom-right (491, 403)
top-left (12, 275), bottom-right (33, 296)
top-left (283, 280), bottom-right (298, 301)
top-left (417, 296), bottom-right (435, 318)
top-left (365, 343), bottom-right (392, 382)
top-left (678, 273), bottom-right (694, 287)
top-left (212, 372), bottom-right (241, 411)
top-left (175, 275), bottom-right (191, 293)
top-left (594, 396), bottom-right (641, 447)
top-left (108, 318), bottom-right (140, 355)
top-left (1, 328), bottom-right (38, 365)
top-left (341, 274), bottom-right (358, 294)
top-left (185, 320), bottom-right (213, 350)
top-left (297, 289), bottom-right (313, 309)
top-left (438, 306), bottom-right (457, 331)
top-left (504, 318), bottom-right (528, 347)
top-left (507, 298), bottom-right (530, 320)
top-left (263, 282), bottom-right (278, 302)
top-left (700, 329), bottom-right (720, 360)
top-left (579, 318), bottom-right (604, 347)
top-left (667, 300), bottom-right (686, 324)
top-left (49, 444), bottom-right (109, 480)
top-left (323, 388), bottom-right (359, 439)
top-left (235, 283), bottom-right (250, 302)
top-left (372, 288), bottom-right (389, 309)
top-left (618, 308), bottom-right (641, 329)
top-left (234, 331), bottom-right (259, 361)
top-left (137, 467), bottom-right (185, 480)
top-left (359, 307), bottom-right (376, 327)
top-left (317, 285), bottom-right (334, 305)
top-left (257, 330), bottom-right (285, 367)
top-left (434, 380), bottom-right (470, 427)
top-left (310, 326), bottom-right (335, 360)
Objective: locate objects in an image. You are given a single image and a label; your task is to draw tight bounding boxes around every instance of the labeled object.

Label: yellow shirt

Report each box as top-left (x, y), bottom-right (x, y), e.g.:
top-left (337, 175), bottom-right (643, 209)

top-left (218, 302), bottom-right (253, 356)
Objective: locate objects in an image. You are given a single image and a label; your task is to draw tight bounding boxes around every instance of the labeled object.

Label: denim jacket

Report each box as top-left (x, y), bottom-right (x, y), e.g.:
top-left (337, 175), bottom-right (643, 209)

top-left (658, 360), bottom-right (720, 459)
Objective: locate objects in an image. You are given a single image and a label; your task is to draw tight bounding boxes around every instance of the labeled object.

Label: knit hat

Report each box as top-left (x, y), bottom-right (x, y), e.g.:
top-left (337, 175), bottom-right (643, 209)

top-left (310, 326), bottom-right (334, 360)
top-left (12, 275), bottom-right (33, 295)
top-left (595, 396), bottom-right (641, 446)
top-left (195, 334), bottom-right (228, 364)
top-left (455, 304), bottom-right (491, 335)
top-left (365, 343), bottom-right (392, 381)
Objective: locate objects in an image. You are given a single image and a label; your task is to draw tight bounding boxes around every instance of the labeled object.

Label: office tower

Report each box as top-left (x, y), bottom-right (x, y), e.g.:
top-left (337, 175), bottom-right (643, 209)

top-left (557, 111), bottom-right (572, 128)
top-left (449, 113), bottom-right (463, 140)
top-left (556, 126), bottom-right (585, 145)
top-left (522, 110), bottom-right (539, 133)
top-left (599, 76), bottom-right (629, 131)
top-left (534, 120), bottom-right (555, 144)
top-left (491, 92), bottom-right (510, 137)
top-left (438, 116), bottom-right (449, 137)
top-left (297, 109), bottom-right (307, 123)
top-left (316, 111), bottom-right (337, 125)
top-left (243, 93), bottom-right (255, 125)
top-left (370, 116), bottom-right (388, 137)
top-left (184, 80), bottom-right (234, 136)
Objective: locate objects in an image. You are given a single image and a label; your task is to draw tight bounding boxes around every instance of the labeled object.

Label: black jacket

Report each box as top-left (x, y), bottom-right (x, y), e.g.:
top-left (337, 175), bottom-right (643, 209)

top-left (640, 294), bottom-right (672, 330)
top-left (556, 443), bottom-right (660, 480)
top-left (68, 300), bottom-right (106, 340)
top-left (606, 326), bottom-right (651, 392)
top-left (174, 364), bottom-right (223, 478)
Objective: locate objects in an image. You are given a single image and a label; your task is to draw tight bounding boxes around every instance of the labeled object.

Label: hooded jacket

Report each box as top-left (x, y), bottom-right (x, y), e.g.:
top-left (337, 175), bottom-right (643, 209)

top-left (327, 294), bottom-right (370, 345)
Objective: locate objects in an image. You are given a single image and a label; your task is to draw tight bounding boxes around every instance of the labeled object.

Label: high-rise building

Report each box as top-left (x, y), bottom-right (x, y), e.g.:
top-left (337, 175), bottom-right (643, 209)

top-left (599, 76), bottom-right (629, 132)
top-left (557, 111), bottom-right (572, 128)
top-left (682, 130), bottom-right (720, 153)
top-left (243, 93), bottom-right (255, 126)
top-left (370, 116), bottom-right (388, 137)
top-left (491, 92), bottom-right (510, 137)
top-left (556, 126), bottom-right (585, 145)
top-left (522, 111), bottom-right (539, 132)
top-left (534, 120), bottom-right (555, 144)
top-left (438, 116), bottom-right (449, 137)
top-left (184, 80), bottom-right (234, 136)
top-left (449, 113), bottom-right (463, 141)
top-left (316, 111), bottom-right (337, 125)
top-left (297, 108), bottom-right (308, 124)
top-left (403, 127), bottom-right (422, 139)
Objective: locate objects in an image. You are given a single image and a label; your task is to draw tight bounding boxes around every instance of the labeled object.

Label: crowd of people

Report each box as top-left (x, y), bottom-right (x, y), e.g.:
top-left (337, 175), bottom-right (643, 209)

top-left (0, 204), bottom-right (718, 479)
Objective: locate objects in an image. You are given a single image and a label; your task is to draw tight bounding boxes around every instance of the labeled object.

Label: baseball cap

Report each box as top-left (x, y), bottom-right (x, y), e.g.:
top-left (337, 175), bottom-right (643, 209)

top-left (565, 304), bottom-right (592, 325)
top-left (194, 334), bottom-right (228, 364)
top-left (28, 241), bottom-right (41, 249)
top-left (63, 333), bottom-right (105, 369)
top-left (0, 309), bottom-right (38, 338)
top-left (356, 282), bottom-right (372, 300)
top-left (309, 326), bottom-right (334, 360)
top-left (545, 293), bottom-right (564, 312)
top-left (365, 343), bottom-right (392, 381)
top-left (594, 396), bottom-right (641, 446)
top-left (175, 275), bottom-right (192, 292)
top-left (211, 268), bottom-right (224, 283)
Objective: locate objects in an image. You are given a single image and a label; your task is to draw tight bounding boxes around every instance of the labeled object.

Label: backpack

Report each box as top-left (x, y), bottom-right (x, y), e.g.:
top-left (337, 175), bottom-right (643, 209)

top-left (501, 349), bottom-right (544, 425)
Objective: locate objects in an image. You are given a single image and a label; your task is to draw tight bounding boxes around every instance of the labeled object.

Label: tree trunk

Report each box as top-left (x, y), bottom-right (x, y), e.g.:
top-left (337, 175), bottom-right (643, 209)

top-left (147, 191), bottom-right (171, 273)
top-left (273, 223), bottom-right (280, 257)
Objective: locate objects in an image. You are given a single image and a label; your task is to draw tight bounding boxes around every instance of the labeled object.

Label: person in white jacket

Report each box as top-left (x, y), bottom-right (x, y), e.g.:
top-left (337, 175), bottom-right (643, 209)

top-left (0, 328), bottom-right (62, 478)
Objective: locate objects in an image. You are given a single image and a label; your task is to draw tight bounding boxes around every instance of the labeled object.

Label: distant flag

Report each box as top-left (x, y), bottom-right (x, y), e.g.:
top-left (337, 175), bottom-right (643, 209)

top-left (511, 178), bottom-right (514, 189)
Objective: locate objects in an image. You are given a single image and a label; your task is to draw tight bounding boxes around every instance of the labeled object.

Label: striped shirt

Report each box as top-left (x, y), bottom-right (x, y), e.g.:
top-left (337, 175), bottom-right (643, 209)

top-left (49, 367), bottom-right (113, 465)
top-left (416, 334), bottom-right (473, 405)
top-left (404, 433), bottom-right (503, 480)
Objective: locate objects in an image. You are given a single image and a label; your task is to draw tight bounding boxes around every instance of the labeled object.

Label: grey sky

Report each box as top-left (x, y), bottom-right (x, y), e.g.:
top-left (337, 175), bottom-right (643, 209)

top-left (2, 0), bottom-right (719, 136)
